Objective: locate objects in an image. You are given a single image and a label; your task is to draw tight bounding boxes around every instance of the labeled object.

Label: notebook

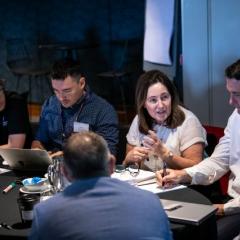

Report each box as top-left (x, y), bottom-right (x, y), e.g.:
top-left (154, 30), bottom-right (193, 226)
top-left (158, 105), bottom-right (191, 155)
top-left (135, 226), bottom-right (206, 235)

top-left (0, 148), bottom-right (52, 171)
top-left (160, 199), bottom-right (217, 225)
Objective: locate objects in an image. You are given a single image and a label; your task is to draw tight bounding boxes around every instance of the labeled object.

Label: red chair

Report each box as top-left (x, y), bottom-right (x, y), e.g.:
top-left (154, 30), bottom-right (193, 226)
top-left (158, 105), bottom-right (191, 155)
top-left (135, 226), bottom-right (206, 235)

top-left (203, 125), bottom-right (229, 195)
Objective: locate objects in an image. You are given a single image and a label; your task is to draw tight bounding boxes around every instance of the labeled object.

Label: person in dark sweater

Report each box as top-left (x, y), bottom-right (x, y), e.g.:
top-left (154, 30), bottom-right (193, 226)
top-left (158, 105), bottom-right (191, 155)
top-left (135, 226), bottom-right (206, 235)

top-left (0, 79), bottom-right (32, 150)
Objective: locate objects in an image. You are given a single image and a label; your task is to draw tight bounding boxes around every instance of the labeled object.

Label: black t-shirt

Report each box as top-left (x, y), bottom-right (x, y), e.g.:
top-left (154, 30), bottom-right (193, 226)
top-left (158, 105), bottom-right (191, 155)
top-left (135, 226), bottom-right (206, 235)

top-left (0, 91), bottom-right (32, 148)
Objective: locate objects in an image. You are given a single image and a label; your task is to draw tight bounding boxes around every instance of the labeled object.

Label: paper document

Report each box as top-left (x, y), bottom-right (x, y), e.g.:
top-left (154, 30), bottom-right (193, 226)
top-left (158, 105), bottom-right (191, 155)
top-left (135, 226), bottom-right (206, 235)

top-left (138, 183), bottom-right (186, 194)
top-left (111, 169), bottom-right (155, 185)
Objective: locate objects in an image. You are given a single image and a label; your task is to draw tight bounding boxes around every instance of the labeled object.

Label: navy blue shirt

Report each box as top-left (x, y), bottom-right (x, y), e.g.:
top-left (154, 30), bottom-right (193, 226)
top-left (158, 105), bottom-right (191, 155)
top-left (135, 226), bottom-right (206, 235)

top-left (35, 88), bottom-right (119, 155)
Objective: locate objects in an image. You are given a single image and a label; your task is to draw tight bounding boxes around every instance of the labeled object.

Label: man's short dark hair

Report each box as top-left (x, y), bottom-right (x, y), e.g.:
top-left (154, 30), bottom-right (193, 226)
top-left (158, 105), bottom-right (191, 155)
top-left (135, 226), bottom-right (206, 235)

top-left (63, 131), bottom-right (109, 179)
top-left (225, 59), bottom-right (240, 80)
top-left (50, 58), bottom-right (83, 82)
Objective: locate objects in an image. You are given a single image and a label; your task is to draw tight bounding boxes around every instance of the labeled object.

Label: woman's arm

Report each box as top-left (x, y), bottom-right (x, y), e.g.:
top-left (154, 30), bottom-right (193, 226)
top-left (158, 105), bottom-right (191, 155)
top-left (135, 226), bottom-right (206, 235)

top-left (0, 133), bottom-right (26, 149)
top-left (165, 142), bottom-right (204, 169)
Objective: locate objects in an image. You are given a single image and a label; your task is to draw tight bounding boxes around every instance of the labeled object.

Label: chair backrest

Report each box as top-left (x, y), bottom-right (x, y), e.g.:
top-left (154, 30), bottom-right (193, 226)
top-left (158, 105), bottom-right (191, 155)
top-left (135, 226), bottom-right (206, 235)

top-left (204, 125), bottom-right (224, 156)
top-left (6, 38), bottom-right (32, 68)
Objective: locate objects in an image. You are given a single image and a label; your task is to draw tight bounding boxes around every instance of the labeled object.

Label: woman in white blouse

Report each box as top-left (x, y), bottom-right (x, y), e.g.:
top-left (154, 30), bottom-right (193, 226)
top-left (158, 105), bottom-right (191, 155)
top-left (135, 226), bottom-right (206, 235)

top-left (123, 70), bottom-right (207, 171)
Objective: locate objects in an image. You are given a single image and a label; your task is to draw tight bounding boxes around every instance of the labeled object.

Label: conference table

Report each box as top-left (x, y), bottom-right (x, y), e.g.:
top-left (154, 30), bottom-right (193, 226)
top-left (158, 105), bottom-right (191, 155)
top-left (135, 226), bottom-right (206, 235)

top-left (0, 169), bottom-right (217, 240)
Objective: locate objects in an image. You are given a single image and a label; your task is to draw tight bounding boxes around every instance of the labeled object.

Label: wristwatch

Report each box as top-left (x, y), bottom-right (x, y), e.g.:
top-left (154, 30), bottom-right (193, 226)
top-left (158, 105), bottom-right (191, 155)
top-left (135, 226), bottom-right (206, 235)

top-left (167, 150), bottom-right (173, 160)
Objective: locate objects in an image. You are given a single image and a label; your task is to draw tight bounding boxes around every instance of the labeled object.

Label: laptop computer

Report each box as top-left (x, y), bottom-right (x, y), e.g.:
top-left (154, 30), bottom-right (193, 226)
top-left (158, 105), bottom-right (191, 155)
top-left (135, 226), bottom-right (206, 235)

top-left (160, 199), bottom-right (217, 226)
top-left (0, 148), bottom-right (52, 171)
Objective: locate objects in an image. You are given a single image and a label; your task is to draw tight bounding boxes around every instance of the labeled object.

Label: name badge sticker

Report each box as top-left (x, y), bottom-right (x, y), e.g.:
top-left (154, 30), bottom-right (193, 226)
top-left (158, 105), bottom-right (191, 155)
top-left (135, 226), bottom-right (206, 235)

top-left (73, 122), bottom-right (89, 133)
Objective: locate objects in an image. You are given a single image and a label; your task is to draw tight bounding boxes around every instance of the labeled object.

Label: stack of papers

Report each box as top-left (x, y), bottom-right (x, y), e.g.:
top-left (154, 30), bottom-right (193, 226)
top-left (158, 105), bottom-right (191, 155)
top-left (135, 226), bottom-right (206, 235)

top-left (111, 169), bottom-right (187, 194)
top-left (111, 169), bottom-right (155, 185)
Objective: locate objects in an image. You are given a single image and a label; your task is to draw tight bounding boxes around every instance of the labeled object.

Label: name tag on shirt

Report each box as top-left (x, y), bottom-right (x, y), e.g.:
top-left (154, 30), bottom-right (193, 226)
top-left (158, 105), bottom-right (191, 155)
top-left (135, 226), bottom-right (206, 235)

top-left (73, 122), bottom-right (89, 133)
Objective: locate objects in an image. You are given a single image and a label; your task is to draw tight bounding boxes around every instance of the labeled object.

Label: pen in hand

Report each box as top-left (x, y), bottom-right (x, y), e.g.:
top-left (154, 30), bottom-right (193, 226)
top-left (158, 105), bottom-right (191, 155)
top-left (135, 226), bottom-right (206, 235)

top-left (161, 161), bottom-right (167, 188)
top-left (2, 182), bottom-right (16, 194)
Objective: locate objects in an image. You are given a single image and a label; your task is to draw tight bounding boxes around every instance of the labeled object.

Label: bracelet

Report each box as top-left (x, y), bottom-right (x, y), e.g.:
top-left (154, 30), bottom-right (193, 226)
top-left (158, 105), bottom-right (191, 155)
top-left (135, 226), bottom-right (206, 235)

top-left (164, 150), bottom-right (173, 162)
top-left (168, 151), bottom-right (174, 159)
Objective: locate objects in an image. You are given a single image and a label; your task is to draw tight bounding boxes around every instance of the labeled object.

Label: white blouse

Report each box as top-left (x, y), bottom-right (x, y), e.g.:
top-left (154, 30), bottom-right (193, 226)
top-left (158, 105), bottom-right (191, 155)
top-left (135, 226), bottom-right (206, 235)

top-left (126, 106), bottom-right (207, 171)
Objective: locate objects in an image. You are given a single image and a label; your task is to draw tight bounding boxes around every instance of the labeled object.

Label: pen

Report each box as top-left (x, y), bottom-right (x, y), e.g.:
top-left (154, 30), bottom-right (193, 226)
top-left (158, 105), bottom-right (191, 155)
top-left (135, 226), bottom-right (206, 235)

top-left (2, 182), bottom-right (16, 194)
top-left (162, 161), bottom-right (167, 188)
top-left (0, 222), bottom-right (12, 230)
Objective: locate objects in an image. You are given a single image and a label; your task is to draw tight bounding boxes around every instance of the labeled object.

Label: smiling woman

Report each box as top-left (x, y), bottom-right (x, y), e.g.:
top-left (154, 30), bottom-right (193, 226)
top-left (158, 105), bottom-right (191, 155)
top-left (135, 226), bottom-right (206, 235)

top-left (123, 70), bottom-right (207, 171)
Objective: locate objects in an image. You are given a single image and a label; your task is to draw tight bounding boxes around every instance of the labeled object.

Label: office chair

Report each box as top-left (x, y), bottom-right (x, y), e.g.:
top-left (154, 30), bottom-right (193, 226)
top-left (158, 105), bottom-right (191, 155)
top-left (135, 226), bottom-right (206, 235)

top-left (6, 38), bottom-right (52, 104)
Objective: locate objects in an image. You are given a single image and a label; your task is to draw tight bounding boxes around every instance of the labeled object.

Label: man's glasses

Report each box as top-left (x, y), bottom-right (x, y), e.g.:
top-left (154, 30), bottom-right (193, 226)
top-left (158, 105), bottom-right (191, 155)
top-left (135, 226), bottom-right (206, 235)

top-left (53, 89), bottom-right (74, 98)
top-left (115, 163), bottom-right (140, 177)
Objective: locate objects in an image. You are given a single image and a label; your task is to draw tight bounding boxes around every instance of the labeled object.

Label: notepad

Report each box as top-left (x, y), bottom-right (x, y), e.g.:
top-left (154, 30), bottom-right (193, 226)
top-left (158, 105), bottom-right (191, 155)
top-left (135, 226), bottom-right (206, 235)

top-left (160, 199), bottom-right (217, 225)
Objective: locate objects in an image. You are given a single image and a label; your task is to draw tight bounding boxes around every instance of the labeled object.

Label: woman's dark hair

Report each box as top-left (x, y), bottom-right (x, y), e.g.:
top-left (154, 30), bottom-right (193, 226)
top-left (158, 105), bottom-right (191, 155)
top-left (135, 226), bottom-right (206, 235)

top-left (135, 70), bottom-right (185, 134)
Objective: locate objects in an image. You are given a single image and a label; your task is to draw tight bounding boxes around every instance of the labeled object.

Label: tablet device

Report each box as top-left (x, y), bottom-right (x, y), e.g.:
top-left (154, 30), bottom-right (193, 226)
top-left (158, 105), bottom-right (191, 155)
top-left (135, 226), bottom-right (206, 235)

top-left (160, 199), bottom-right (217, 225)
top-left (0, 148), bottom-right (52, 171)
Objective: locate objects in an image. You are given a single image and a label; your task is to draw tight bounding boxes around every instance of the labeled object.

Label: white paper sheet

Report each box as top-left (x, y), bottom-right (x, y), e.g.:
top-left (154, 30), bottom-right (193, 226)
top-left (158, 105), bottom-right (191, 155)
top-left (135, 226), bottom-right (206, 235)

top-left (138, 183), bottom-right (186, 194)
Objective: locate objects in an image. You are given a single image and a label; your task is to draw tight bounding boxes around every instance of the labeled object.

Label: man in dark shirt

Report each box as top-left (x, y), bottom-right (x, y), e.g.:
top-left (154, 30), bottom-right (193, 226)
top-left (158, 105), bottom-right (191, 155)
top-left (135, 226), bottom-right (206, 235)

top-left (31, 59), bottom-right (119, 156)
top-left (0, 79), bottom-right (32, 149)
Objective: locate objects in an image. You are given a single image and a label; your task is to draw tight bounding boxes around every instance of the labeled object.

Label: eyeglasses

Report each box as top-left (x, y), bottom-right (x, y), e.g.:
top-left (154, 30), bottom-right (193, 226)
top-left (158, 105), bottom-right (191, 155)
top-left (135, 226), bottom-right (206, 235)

top-left (115, 163), bottom-right (140, 177)
top-left (53, 89), bottom-right (75, 98)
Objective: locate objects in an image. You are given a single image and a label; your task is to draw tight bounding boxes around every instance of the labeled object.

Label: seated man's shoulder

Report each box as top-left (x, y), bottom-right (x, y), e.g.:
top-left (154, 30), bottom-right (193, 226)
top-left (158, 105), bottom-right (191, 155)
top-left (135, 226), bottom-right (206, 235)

top-left (41, 96), bottom-right (60, 113)
top-left (36, 193), bottom-right (63, 213)
top-left (88, 92), bottom-right (116, 113)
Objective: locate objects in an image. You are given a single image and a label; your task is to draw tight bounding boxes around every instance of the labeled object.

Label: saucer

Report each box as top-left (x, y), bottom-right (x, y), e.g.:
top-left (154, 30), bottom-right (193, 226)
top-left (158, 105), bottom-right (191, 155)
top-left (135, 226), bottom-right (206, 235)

top-left (19, 185), bottom-right (51, 194)
top-left (22, 178), bottom-right (49, 191)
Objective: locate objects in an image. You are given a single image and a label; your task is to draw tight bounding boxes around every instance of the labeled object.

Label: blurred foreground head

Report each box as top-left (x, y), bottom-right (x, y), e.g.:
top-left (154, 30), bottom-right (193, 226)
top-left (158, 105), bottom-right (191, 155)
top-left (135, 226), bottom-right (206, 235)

top-left (63, 131), bottom-right (114, 180)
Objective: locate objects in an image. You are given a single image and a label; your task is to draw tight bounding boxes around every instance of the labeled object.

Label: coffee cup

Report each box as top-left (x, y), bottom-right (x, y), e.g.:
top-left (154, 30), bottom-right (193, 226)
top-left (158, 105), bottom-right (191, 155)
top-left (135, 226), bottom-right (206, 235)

top-left (17, 194), bottom-right (40, 226)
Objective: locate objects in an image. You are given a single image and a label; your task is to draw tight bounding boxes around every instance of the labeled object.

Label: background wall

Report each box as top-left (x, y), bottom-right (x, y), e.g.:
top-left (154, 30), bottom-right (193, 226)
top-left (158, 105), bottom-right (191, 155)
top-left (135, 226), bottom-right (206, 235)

top-left (181, 0), bottom-right (240, 127)
top-left (0, 0), bottom-right (145, 104)
top-left (1, 0), bottom-right (240, 127)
